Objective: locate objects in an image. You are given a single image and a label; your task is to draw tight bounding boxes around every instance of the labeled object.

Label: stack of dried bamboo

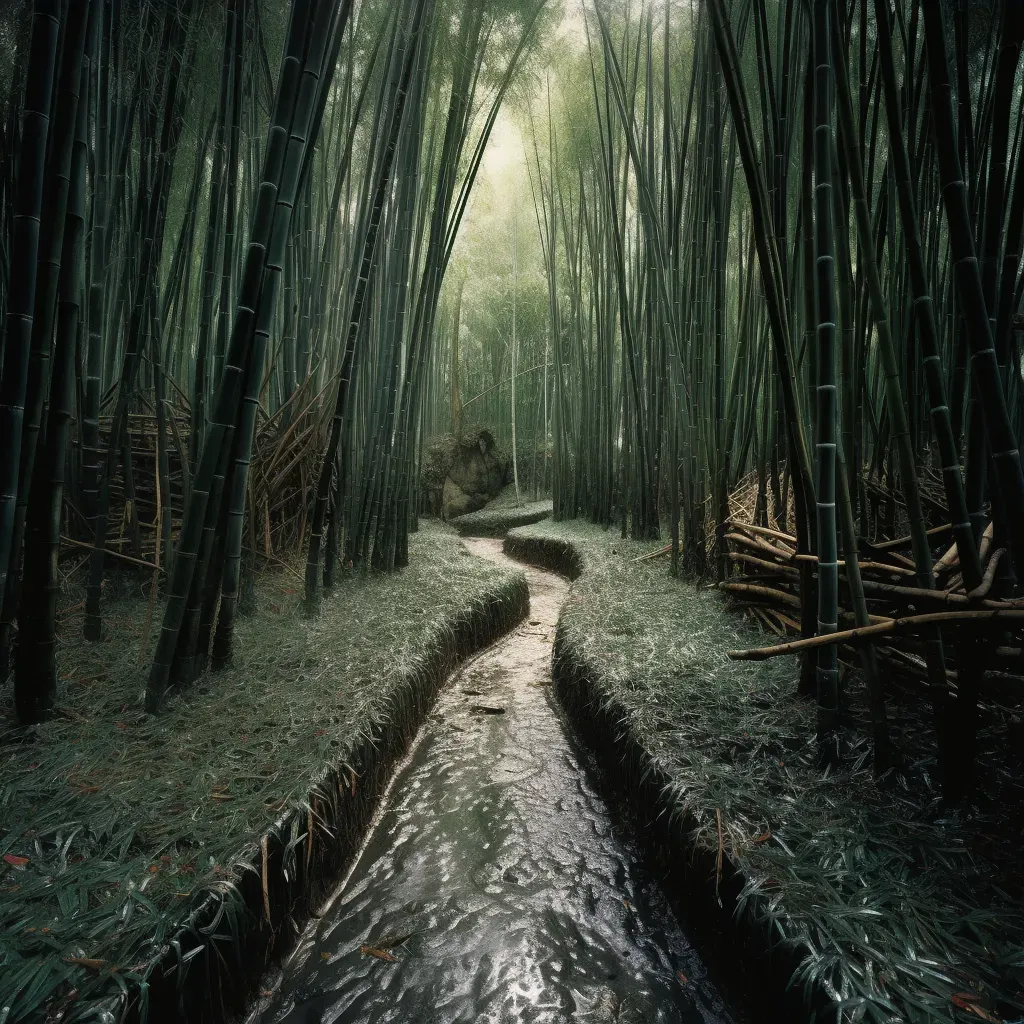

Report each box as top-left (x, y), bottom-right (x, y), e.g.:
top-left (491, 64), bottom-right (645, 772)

top-left (247, 382), bottom-right (330, 559)
top-left (720, 512), bottom-right (1024, 693)
top-left (67, 394), bottom-right (328, 574)
top-left (72, 412), bottom-right (190, 570)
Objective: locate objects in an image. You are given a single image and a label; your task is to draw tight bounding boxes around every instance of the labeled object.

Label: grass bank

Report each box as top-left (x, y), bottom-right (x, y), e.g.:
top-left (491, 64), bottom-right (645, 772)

top-left (1, 523), bottom-right (528, 1023)
top-left (449, 484), bottom-right (552, 537)
top-left (505, 519), bottom-right (1024, 1024)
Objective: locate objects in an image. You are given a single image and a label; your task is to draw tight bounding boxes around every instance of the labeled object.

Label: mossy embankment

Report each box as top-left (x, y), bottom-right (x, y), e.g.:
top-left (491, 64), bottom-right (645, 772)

top-left (1, 523), bottom-right (528, 1023)
top-left (505, 519), bottom-right (1024, 1024)
top-left (449, 484), bottom-right (552, 537)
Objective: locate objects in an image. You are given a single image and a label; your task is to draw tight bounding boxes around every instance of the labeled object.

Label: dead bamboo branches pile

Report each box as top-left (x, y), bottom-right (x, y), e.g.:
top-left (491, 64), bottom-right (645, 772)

top-left (247, 385), bottom-right (329, 558)
top-left (66, 397), bottom-right (327, 574)
top-left (720, 491), bottom-right (1024, 697)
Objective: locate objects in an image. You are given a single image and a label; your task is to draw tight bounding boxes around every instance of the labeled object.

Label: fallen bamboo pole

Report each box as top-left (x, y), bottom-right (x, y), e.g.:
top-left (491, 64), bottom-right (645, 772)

top-left (728, 609), bottom-right (1024, 661)
top-left (632, 542), bottom-right (676, 562)
top-left (61, 535), bottom-right (159, 571)
top-left (968, 548), bottom-right (1007, 601)
top-left (725, 519), bottom-right (797, 545)
top-left (865, 522), bottom-right (953, 552)
top-left (728, 551), bottom-right (800, 578)
top-left (719, 581), bottom-right (803, 609)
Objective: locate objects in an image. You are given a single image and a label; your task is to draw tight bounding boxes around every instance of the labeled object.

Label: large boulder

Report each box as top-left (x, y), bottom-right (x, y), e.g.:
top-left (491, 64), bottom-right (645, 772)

top-left (421, 426), bottom-right (509, 519)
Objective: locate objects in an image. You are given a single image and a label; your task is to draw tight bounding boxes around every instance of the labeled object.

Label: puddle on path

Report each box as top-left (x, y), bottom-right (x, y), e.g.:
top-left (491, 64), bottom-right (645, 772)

top-left (248, 538), bottom-right (737, 1024)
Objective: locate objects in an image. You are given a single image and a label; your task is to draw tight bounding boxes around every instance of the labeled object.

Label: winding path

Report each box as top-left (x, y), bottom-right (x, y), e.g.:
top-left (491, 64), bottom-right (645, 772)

top-left (250, 538), bottom-right (736, 1024)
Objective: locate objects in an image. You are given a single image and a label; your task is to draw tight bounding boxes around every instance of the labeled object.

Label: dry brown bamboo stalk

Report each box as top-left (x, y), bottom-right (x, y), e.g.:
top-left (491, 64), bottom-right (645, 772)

top-left (632, 542), bottom-right (676, 562)
top-left (725, 519), bottom-right (797, 546)
top-left (61, 535), bottom-right (158, 570)
top-left (724, 531), bottom-right (793, 560)
top-left (855, 577), bottom-right (1024, 609)
top-left (979, 522), bottom-right (995, 564)
top-left (751, 605), bottom-right (786, 636)
top-left (866, 522), bottom-right (953, 552)
top-left (933, 538), bottom-right (961, 573)
top-left (718, 581), bottom-right (803, 609)
top-left (728, 551), bottom-right (800, 578)
top-left (729, 609), bottom-right (1024, 661)
top-left (968, 548), bottom-right (1007, 600)
top-left (790, 552), bottom-right (918, 578)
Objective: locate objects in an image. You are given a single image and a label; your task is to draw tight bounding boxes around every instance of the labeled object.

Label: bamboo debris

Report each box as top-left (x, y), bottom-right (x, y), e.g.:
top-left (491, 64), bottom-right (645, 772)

top-left (63, 404), bottom-right (327, 573)
top-left (729, 609), bottom-right (1024, 661)
top-left (724, 481), bottom-right (1024, 680)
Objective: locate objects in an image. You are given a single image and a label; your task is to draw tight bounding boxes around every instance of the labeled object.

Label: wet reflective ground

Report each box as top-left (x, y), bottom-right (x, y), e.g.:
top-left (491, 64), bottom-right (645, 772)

top-left (249, 539), bottom-right (736, 1024)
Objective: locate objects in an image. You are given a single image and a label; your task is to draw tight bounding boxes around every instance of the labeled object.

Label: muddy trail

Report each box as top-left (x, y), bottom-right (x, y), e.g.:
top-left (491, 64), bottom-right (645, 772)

top-left (248, 538), bottom-right (736, 1024)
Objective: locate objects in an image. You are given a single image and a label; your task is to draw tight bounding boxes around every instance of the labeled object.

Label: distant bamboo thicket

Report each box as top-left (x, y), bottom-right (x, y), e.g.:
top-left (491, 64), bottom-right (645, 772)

top-left (0, 0), bottom-right (542, 719)
top-left (422, 206), bottom-right (554, 500)
top-left (439, 0), bottom-right (1021, 793)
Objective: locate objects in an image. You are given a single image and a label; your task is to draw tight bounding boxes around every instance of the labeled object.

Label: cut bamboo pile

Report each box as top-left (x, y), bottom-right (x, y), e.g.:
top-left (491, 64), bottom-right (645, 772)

top-left (65, 401), bottom-right (326, 572)
top-left (83, 413), bottom-right (189, 566)
top-left (248, 388), bottom-right (328, 558)
top-left (720, 478), bottom-right (1024, 697)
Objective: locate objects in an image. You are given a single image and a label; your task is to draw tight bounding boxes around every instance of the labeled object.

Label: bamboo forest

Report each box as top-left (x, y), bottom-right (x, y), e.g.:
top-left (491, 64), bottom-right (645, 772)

top-left (4, 0), bottom-right (1024, 1020)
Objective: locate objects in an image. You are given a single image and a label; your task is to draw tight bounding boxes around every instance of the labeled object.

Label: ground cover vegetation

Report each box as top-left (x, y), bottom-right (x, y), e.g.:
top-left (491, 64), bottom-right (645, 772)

top-left (1, 524), bottom-right (527, 1019)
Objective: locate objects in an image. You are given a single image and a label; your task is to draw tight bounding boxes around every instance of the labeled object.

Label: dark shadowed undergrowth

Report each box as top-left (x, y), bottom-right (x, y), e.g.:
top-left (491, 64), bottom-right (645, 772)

top-left (450, 484), bottom-right (553, 536)
top-left (506, 520), bottom-right (1024, 1024)
top-left (0, 523), bottom-right (526, 1022)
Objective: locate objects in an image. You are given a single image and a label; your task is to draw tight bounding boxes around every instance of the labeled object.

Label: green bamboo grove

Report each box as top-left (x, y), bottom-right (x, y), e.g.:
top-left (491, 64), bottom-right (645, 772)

top-left (2, 0), bottom-right (1024, 799)
top-left (0, 0), bottom-right (547, 718)
top-left (422, 0), bottom-right (1024, 792)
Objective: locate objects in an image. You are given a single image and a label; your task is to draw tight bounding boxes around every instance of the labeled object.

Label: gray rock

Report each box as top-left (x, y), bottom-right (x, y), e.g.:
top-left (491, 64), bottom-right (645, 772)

top-left (422, 426), bottom-right (509, 519)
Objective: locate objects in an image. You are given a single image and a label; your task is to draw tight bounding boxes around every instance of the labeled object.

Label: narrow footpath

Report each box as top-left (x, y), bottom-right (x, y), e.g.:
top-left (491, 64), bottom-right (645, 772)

top-left (249, 538), bottom-right (736, 1024)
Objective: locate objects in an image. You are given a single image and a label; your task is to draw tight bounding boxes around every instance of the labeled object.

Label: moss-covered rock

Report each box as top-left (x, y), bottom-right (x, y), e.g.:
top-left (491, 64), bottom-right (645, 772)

top-left (421, 425), bottom-right (510, 518)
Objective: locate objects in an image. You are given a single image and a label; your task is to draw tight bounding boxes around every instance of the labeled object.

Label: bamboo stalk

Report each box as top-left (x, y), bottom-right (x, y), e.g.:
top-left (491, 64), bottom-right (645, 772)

top-left (730, 609), bottom-right (1024, 662)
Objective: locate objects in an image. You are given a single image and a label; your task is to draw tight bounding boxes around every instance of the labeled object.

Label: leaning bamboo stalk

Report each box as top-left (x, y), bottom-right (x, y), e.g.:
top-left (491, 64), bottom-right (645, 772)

top-left (147, 0), bottom-right (314, 708)
top-left (868, 0), bottom-right (978, 585)
top-left (830, 1), bottom-right (959, 776)
top-left (213, 0), bottom-right (349, 668)
top-left (61, 536), bottom-right (158, 571)
top-left (830, 4), bottom-right (946, 596)
top-left (85, 6), bottom-right (193, 641)
top-left (0, 0), bottom-right (61, 671)
top-left (729, 609), bottom-right (1024, 662)
top-left (725, 519), bottom-right (796, 546)
top-left (706, 0), bottom-right (818, 697)
top-left (304, 0), bottom-right (434, 604)
top-left (922, 3), bottom-right (1024, 577)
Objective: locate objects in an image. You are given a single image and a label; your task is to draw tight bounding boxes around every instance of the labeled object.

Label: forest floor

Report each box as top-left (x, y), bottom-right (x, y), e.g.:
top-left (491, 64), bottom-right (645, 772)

top-left (0, 523), bottom-right (526, 1022)
top-left (505, 519), bottom-right (1024, 1024)
top-left (449, 482), bottom-right (552, 536)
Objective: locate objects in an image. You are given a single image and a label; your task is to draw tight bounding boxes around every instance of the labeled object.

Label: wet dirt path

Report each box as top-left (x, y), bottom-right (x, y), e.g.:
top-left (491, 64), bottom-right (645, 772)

top-left (249, 538), bottom-right (736, 1024)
